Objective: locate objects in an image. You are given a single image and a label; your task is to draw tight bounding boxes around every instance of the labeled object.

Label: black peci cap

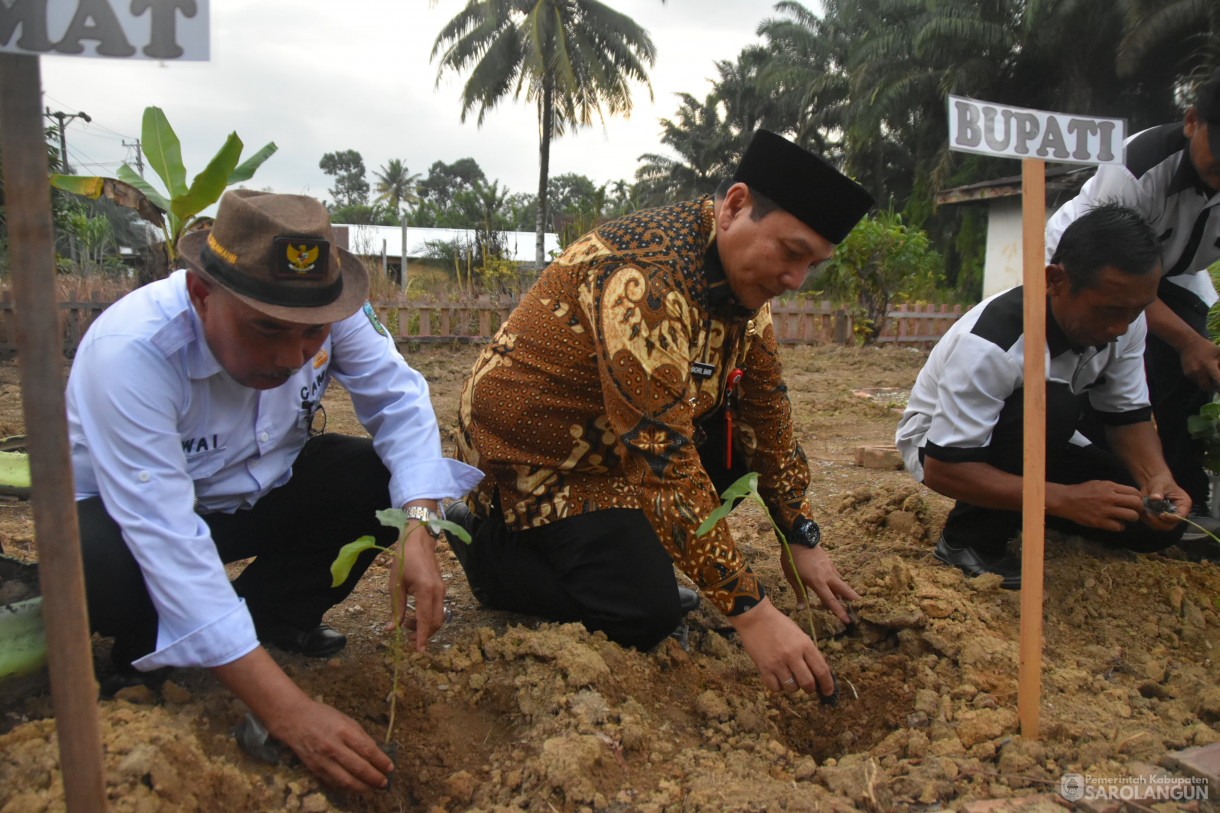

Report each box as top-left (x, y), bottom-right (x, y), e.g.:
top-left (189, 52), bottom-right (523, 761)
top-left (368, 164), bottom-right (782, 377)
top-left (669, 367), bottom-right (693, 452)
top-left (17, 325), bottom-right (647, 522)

top-left (733, 129), bottom-right (875, 244)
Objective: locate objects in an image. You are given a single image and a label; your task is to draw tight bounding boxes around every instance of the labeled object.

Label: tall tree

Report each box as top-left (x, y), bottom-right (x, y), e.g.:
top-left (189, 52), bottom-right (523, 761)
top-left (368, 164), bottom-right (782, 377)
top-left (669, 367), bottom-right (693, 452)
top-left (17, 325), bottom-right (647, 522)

top-left (417, 157), bottom-right (487, 211)
top-left (373, 158), bottom-right (421, 215)
top-left (319, 149), bottom-right (369, 210)
top-left (432, 0), bottom-right (659, 268)
top-left (634, 92), bottom-right (733, 206)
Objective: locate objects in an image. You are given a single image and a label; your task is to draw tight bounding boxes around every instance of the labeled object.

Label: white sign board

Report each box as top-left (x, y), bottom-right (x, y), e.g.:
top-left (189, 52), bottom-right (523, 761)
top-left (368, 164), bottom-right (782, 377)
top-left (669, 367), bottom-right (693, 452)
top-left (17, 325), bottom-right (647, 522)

top-left (948, 95), bottom-right (1125, 165)
top-left (0, 0), bottom-right (209, 60)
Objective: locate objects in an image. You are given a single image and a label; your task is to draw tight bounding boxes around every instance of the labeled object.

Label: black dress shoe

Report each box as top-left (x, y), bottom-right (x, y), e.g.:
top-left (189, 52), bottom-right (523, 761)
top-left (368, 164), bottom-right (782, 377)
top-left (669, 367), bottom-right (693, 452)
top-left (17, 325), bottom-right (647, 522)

top-left (99, 662), bottom-right (174, 698)
top-left (258, 622), bottom-right (347, 657)
top-left (933, 535), bottom-right (1021, 589)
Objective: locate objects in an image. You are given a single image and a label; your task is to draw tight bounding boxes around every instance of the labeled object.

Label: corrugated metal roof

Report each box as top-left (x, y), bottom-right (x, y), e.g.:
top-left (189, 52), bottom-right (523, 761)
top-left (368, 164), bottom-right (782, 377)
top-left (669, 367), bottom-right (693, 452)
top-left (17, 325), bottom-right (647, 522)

top-left (335, 224), bottom-right (560, 264)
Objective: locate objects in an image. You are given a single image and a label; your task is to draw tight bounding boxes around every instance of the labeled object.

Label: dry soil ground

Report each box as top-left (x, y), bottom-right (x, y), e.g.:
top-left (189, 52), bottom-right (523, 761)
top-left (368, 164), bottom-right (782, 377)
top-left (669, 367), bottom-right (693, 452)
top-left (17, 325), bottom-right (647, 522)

top-left (1, 342), bottom-right (1219, 812)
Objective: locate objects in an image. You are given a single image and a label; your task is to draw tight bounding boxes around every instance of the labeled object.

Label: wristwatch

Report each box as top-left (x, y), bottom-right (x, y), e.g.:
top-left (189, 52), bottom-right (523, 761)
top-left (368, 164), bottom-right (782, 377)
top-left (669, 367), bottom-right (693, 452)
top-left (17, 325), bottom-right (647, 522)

top-left (404, 505), bottom-right (443, 538)
top-left (787, 517), bottom-right (822, 549)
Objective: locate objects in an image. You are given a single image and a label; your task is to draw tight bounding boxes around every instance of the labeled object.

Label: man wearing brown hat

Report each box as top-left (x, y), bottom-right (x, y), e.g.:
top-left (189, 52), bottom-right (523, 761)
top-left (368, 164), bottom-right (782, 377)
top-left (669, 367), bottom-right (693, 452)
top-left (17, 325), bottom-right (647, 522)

top-left (448, 130), bottom-right (873, 698)
top-left (1046, 67), bottom-right (1220, 534)
top-left (66, 190), bottom-right (482, 791)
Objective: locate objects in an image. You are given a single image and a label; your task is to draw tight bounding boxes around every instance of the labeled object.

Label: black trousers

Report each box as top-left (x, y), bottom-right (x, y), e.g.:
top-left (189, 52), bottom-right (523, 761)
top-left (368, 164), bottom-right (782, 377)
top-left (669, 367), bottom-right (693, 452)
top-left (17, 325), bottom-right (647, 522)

top-left (459, 505), bottom-right (684, 650)
top-left (941, 384), bottom-right (1185, 558)
top-left (1146, 282), bottom-right (1212, 510)
top-left (461, 413), bottom-right (752, 651)
top-left (78, 434), bottom-right (398, 664)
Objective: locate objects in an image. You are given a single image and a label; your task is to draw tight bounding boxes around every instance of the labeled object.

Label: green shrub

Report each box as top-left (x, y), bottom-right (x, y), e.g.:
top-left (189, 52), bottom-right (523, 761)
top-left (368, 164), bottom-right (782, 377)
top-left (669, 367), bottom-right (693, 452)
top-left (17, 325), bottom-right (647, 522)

top-left (811, 208), bottom-right (944, 345)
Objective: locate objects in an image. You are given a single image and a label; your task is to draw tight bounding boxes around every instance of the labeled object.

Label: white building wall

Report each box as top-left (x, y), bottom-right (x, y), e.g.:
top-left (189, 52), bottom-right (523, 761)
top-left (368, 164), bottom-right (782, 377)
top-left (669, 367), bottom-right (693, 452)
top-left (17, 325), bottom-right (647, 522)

top-left (981, 199), bottom-right (1056, 299)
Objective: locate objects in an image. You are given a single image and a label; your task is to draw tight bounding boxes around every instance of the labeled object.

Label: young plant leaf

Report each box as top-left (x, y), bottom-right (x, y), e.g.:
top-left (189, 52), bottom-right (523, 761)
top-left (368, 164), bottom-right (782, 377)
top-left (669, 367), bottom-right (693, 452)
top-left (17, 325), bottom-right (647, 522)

top-left (697, 500), bottom-right (736, 536)
top-left (429, 518), bottom-right (471, 544)
top-left (696, 472), bottom-right (761, 536)
top-left (720, 472), bottom-right (761, 504)
top-left (376, 508), bottom-right (411, 532)
top-left (330, 535), bottom-right (384, 587)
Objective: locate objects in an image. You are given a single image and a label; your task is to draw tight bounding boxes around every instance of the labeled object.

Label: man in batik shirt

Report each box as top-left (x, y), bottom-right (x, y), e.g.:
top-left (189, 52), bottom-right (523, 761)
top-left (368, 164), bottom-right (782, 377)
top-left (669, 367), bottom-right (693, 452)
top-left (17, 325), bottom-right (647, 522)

top-left (452, 130), bottom-right (874, 698)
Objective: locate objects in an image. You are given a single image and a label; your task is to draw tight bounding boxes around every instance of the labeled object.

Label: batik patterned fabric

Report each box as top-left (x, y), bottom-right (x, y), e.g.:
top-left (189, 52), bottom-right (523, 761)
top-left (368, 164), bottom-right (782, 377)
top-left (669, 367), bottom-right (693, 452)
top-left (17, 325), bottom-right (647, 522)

top-left (456, 197), bottom-right (814, 616)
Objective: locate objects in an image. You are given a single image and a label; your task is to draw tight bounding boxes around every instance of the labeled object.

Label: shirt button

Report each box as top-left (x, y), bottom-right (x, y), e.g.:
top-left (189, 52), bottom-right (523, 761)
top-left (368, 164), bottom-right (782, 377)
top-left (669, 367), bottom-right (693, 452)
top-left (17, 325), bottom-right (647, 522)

top-left (258, 432), bottom-right (270, 443)
top-left (138, 471), bottom-right (150, 482)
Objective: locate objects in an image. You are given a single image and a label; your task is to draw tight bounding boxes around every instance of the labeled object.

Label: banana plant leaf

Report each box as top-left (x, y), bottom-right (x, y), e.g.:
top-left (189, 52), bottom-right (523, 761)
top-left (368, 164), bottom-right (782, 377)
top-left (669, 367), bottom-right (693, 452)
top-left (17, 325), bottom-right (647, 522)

top-left (171, 132), bottom-right (243, 225)
top-left (0, 452), bottom-right (29, 499)
top-left (49, 176), bottom-right (167, 229)
top-left (116, 164), bottom-right (172, 214)
top-left (228, 142), bottom-right (278, 185)
top-left (141, 106), bottom-right (188, 200)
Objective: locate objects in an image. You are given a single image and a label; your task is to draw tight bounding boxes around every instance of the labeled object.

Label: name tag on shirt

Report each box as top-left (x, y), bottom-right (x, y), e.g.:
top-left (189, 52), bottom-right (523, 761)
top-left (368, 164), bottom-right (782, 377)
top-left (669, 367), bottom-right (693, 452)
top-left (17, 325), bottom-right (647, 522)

top-left (691, 362), bottom-right (715, 380)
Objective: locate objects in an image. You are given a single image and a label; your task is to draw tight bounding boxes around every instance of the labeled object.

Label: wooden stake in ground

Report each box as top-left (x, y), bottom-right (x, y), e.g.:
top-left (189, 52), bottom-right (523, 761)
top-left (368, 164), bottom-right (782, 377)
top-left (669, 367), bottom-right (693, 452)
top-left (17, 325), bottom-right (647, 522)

top-left (0, 53), bottom-right (106, 810)
top-left (1017, 158), bottom-right (1046, 738)
top-left (946, 96), bottom-right (1127, 742)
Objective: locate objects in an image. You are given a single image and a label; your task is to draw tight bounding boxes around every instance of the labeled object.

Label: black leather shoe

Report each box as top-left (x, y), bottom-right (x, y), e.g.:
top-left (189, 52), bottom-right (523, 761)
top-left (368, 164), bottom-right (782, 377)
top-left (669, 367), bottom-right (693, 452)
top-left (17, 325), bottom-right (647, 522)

top-left (677, 585), bottom-right (700, 614)
top-left (258, 622), bottom-right (347, 657)
top-left (933, 535), bottom-right (1021, 589)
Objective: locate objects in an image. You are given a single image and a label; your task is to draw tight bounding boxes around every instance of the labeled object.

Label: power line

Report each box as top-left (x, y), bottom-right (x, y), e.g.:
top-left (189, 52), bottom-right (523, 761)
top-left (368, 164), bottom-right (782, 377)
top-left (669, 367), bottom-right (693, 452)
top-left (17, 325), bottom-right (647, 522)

top-left (42, 92), bottom-right (138, 141)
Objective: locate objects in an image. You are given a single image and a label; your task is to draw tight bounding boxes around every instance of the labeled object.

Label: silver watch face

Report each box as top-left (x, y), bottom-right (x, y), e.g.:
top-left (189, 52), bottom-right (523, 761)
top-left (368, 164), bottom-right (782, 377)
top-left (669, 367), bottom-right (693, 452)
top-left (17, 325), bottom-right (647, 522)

top-left (407, 507), bottom-right (442, 536)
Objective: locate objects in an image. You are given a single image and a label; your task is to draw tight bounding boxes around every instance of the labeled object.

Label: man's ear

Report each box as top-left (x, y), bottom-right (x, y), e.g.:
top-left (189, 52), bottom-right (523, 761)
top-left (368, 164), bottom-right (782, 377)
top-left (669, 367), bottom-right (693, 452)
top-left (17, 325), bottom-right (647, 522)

top-left (1185, 107), bottom-right (1200, 139)
top-left (717, 182), bottom-right (750, 229)
top-left (185, 270), bottom-right (212, 310)
top-left (1045, 263), bottom-right (1069, 296)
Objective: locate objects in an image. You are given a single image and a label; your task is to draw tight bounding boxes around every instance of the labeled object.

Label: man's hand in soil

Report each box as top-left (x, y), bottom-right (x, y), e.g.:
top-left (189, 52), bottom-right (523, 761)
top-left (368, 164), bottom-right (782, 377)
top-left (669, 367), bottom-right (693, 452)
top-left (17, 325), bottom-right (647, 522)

top-left (780, 545), bottom-right (859, 624)
top-left (731, 598), bottom-right (835, 698)
top-left (214, 648), bottom-right (393, 792)
top-left (387, 499), bottom-right (446, 652)
top-left (1046, 479), bottom-right (1146, 532)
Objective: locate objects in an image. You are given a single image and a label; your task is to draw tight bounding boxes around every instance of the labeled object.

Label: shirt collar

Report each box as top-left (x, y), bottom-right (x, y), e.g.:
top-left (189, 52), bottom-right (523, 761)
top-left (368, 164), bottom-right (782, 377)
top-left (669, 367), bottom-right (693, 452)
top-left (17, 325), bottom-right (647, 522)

top-left (699, 197), bottom-right (757, 318)
top-left (185, 301), bottom-right (224, 380)
top-left (1045, 299), bottom-right (1076, 358)
top-left (1168, 147), bottom-right (1214, 196)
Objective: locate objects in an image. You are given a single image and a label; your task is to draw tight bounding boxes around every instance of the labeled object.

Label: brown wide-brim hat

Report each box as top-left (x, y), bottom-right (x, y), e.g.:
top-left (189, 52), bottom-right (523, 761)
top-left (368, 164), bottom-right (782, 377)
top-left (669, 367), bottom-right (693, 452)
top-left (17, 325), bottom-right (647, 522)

top-left (733, 129), bottom-right (875, 244)
top-left (178, 189), bottom-right (369, 323)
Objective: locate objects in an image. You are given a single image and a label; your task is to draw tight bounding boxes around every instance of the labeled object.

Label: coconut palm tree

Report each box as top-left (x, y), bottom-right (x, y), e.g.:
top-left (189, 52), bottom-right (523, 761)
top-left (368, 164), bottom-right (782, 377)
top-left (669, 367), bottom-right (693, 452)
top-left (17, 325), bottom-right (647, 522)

top-left (373, 158), bottom-right (421, 216)
top-left (431, 0), bottom-right (659, 268)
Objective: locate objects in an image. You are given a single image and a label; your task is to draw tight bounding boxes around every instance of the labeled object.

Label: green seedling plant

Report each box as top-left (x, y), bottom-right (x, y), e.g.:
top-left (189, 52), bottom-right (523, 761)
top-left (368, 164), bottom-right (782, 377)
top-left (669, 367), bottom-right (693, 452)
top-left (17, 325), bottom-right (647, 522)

top-left (696, 473), bottom-right (818, 645)
top-left (331, 508), bottom-right (470, 746)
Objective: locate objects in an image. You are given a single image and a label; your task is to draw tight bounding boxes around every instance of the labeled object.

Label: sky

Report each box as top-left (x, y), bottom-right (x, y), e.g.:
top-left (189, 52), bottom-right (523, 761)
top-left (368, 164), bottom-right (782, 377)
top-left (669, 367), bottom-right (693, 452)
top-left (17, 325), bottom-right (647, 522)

top-left (36, 0), bottom-right (792, 209)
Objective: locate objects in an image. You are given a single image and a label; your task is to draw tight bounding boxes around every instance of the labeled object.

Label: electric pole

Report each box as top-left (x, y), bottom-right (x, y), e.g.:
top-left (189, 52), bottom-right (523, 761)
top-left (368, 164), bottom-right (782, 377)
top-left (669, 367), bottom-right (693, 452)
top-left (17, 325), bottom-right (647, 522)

top-left (44, 108), bottom-right (91, 174)
top-left (122, 138), bottom-right (143, 177)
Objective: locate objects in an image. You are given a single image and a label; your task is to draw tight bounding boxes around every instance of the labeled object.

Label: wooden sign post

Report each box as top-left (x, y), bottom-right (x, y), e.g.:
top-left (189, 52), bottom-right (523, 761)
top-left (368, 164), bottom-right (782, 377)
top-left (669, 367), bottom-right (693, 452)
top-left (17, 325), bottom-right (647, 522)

top-left (1, 3), bottom-right (209, 809)
top-left (947, 95), bottom-right (1126, 738)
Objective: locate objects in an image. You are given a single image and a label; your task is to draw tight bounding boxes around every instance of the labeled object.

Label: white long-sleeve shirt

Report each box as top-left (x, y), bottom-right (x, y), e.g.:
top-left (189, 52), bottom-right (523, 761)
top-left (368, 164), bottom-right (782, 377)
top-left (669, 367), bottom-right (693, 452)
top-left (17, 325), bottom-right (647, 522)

top-left (67, 269), bottom-right (482, 670)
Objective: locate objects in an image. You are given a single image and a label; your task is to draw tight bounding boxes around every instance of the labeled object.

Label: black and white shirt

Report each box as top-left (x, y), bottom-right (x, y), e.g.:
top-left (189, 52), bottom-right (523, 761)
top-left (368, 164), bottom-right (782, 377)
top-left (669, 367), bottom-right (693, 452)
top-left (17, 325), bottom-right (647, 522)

top-left (1046, 123), bottom-right (1220, 308)
top-left (896, 287), bottom-right (1151, 481)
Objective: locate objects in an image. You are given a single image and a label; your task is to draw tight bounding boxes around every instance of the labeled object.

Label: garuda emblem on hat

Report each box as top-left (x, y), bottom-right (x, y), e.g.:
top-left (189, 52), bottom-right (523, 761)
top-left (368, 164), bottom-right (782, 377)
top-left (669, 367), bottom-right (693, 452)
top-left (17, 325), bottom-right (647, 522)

top-left (275, 237), bottom-right (328, 279)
